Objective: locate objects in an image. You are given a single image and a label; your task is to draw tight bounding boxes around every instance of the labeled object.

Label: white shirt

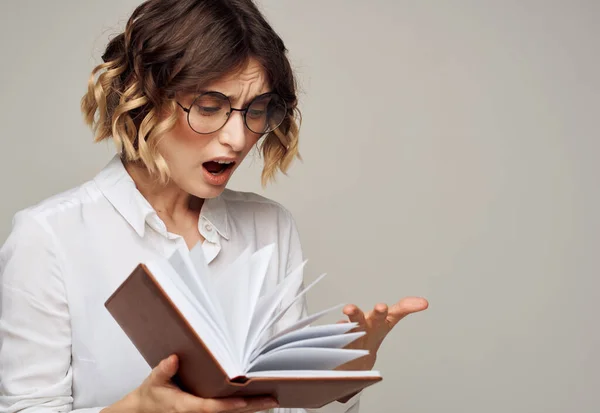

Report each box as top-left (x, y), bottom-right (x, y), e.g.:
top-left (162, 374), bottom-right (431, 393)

top-left (0, 155), bottom-right (361, 413)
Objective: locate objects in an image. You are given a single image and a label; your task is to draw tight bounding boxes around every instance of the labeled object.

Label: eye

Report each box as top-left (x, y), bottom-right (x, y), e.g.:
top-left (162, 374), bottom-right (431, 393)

top-left (247, 108), bottom-right (266, 119)
top-left (194, 105), bottom-right (222, 116)
top-left (192, 94), bottom-right (228, 117)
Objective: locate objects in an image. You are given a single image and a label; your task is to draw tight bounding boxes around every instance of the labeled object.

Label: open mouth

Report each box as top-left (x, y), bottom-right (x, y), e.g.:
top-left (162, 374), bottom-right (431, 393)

top-left (203, 160), bottom-right (236, 175)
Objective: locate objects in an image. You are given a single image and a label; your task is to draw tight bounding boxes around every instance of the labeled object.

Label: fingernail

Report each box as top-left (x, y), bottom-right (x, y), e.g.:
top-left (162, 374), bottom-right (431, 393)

top-left (265, 399), bottom-right (279, 408)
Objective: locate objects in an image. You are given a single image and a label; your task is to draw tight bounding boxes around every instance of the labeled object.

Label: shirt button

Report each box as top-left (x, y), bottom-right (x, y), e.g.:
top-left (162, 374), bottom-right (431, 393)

top-left (204, 223), bottom-right (213, 232)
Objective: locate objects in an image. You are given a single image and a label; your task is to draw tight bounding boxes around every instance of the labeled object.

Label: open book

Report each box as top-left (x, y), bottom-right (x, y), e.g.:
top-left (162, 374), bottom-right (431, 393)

top-left (104, 243), bottom-right (382, 408)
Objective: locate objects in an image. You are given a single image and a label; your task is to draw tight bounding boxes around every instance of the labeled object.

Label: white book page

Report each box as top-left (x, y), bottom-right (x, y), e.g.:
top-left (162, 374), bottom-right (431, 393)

top-left (252, 332), bottom-right (365, 363)
top-left (246, 347), bottom-right (369, 373)
top-left (257, 272), bottom-right (328, 339)
top-left (239, 245), bottom-right (274, 353)
top-left (211, 247), bottom-right (251, 361)
top-left (247, 370), bottom-right (381, 378)
top-left (243, 260), bottom-right (306, 362)
top-left (208, 245), bottom-right (274, 363)
top-left (244, 271), bottom-right (328, 364)
top-left (145, 259), bottom-right (239, 376)
top-left (252, 322), bottom-right (359, 361)
top-left (251, 303), bottom-right (346, 358)
top-left (248, 260), bottom-right (307, 330)
top-left (168, 249), bottom-right (233, 349)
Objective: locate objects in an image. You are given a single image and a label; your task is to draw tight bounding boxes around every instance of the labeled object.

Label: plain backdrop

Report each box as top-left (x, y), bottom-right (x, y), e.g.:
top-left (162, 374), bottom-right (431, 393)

top-left (1, 1), bottom-right (599, 412)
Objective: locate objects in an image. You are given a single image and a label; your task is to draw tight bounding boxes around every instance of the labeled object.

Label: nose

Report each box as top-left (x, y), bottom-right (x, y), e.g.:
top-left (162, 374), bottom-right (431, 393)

top-left (217, 110), bottom-right (247, 152)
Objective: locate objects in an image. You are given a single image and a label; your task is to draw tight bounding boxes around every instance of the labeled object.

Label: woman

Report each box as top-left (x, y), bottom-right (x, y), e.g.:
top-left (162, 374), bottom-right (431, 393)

top-left (0, 1), bottom-right (428, 413)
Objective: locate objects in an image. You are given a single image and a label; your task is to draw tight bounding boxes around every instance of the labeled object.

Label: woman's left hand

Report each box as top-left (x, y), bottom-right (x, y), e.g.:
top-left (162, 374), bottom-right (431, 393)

top-left (336, 297), bottom-right (429, 371)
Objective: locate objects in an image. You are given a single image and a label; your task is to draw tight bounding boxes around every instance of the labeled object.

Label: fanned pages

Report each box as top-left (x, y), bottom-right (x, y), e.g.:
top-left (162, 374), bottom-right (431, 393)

top-left (105, 243), bottom-right (382, 408)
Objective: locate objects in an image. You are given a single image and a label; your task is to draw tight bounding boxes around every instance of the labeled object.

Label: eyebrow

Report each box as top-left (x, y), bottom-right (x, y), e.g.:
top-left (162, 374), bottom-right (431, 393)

top-left (196, 89), bottom-right (273, 107)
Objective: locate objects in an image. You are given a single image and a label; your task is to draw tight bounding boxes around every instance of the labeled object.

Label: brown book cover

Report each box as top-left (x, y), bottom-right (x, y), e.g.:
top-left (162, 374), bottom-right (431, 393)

top-left (104, 263), bottom-right (382, 409)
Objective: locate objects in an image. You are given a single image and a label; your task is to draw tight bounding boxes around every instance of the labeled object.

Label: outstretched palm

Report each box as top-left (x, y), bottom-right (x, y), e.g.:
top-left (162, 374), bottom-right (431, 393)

top-left (336, 296), bottom-right (429, 371)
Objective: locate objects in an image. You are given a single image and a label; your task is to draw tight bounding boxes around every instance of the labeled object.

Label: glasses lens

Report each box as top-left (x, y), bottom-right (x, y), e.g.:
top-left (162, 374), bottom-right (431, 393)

top-left (245, 93), bottom-right (287, 134)
top-left (188, 92), bottom-right (230, 134)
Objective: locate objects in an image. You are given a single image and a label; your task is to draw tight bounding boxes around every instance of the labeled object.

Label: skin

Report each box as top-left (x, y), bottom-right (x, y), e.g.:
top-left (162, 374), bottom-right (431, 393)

top-left (337, 299), bottom-right (429, 372)
top-left (126, 58), bottom-right (269, 250)
top-left (115, 57), bottom-right (428, 413)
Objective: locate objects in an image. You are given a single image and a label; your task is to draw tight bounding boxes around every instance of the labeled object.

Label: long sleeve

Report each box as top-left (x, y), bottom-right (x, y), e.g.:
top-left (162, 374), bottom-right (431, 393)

top-left (0, 211), bottom-right (104, 413)
top-left (273, 209), bottom-right (361, 413)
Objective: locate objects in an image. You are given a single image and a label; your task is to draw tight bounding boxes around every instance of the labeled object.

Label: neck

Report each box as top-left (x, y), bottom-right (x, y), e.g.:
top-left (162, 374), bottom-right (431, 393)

top-left (124, 160), bottom-right (204, 222)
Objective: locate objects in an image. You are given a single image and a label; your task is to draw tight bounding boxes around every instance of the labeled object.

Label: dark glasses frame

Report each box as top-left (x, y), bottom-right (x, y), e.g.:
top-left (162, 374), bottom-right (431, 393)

top-left (176, 91), bottom-right (287, 135)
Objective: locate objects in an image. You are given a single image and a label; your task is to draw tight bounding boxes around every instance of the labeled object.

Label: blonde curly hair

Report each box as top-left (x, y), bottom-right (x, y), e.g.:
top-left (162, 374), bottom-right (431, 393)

top-left (81, 0), bottom-right (301, 186)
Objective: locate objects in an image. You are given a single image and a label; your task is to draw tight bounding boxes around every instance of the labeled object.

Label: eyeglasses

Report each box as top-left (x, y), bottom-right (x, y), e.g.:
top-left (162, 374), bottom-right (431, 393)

top-left (176, 91), bottom-right (287, 135)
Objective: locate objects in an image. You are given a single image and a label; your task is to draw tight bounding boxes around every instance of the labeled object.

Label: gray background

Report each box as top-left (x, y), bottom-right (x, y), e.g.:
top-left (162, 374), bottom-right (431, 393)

top-left (1, 1), bottom-right (599, 412)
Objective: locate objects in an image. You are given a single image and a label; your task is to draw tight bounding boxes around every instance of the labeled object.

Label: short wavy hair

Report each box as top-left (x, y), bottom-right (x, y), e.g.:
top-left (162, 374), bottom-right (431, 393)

top-left (81, 0), bottom-right (301, 186)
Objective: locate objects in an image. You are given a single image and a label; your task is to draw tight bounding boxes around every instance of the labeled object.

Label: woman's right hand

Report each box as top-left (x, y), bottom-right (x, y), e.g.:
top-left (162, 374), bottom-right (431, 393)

top-left (104, 354), bottom-right (278, 413)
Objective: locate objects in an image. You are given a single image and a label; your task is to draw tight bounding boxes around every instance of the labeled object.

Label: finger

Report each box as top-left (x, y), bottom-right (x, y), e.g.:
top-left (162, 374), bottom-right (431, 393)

top-left (372, 303), bottom-right (388, 319)
top-left (202, 396), bottom-right (278, 413)
top-left (148, 354), bottom-right (179, 385)
top-left (369, 303), bottom-right (389, 329)
top-left (387, 297), bottom-right (429, 328)
top-left (231, 399), bottom-right (280, 413)
top-left (343, 304), bottom-right (367, 329)
top-left (360, 304), bottom-right (390, 345)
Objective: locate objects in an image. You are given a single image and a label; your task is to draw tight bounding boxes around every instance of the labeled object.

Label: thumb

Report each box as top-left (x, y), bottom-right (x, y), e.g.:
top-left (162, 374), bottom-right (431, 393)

top-left (149, 354), bottom-right (179, 385)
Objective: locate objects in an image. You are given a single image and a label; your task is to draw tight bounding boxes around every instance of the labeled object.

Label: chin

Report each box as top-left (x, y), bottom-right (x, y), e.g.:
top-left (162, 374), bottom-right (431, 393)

top-left (184, 180), bottom-right (227, 200)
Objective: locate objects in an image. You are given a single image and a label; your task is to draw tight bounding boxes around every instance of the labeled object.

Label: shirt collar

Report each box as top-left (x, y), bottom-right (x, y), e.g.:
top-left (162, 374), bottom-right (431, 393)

top-left (93, 155), bottom-right (230, 241)
top-left (200, 195), bottom-right (230, 241)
